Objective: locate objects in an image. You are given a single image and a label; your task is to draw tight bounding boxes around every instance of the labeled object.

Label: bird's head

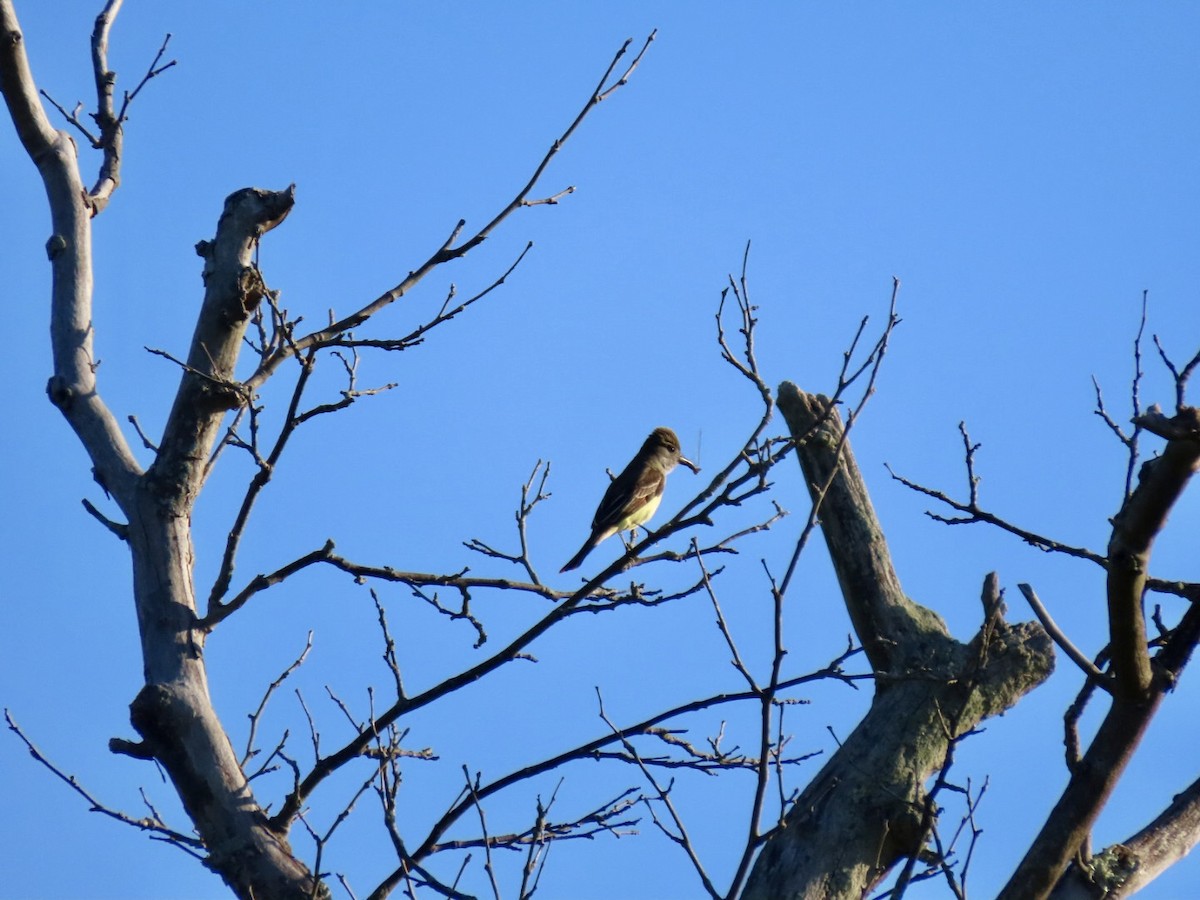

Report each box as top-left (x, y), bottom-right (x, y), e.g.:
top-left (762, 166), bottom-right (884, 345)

top-left (649, 426), bottom-right (700, 473)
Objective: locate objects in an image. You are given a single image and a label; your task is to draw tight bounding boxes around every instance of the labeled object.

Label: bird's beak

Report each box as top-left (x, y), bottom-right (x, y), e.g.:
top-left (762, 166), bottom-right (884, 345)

top-left (679, 455), bottom-right (700, 474)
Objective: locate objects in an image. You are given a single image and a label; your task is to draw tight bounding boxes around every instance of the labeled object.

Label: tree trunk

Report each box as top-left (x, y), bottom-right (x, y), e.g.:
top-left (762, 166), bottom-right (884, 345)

top-left (124, 482), bottom-right (323, 899)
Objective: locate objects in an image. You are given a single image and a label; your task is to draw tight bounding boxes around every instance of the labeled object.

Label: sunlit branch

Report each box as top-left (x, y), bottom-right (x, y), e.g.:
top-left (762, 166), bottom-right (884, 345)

top-left (36, 0), bottom-right (175, 212)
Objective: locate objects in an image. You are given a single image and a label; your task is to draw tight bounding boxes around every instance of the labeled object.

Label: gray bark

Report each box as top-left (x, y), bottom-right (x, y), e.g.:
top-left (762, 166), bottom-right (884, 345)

top-left (742, 385), bottom-right (1055, 899)
top-left (1, 6), bottom-right (321, 895)
top-left (117, 188), bottom-right (318, 900)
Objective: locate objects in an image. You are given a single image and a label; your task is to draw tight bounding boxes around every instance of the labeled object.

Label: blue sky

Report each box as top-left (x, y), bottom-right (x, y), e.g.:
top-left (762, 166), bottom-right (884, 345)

top-left (2, 2), bottom-right (1199, 898)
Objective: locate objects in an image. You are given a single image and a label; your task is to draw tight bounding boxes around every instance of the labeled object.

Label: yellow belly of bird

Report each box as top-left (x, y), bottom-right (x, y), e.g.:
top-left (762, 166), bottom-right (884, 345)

top-left (614, 493), bottom-right (662, 533)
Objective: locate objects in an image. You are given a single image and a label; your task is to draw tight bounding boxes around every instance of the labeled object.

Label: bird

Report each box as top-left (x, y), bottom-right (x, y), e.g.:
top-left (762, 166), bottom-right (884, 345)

top-left (560, 427), bottom-right (699, 573)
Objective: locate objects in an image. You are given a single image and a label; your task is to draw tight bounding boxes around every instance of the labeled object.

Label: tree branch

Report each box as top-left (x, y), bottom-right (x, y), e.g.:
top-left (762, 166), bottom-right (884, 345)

top-left (780, 389), bottom-right (927, 675)
top-left (151, 186), bottom-right (295, 500)
top-left (1106, 407), bottom-right (1200, 697)
top-left (242, 34), bottom-right (655, 393)
top-left (1017, 584), bottom-right (1110, 688)
top-left (1103, 773), bottom-right (1200, 893)
top-left (6, 708), bottom-right (204, 853)
top-left (0, 0), bottom-right (142, 507)
top-left (999, 405), bottom-right (1200, 899)
top-left (364, 652), bottom-right (858, 898)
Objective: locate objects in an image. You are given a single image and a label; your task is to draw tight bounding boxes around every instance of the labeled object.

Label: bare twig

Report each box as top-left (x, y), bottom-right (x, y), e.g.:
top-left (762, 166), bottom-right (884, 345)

top-left (597, 690), bottom-right (722, 899)
top-left (244, 34), bottom-right (657, 393)
top-left (296, 689), bottom-right (321, 763)
top-left (371, 590), bottom-right (406, 701)
top-left (321, 242), bottom-right (535, 357)
top-left (204, 348), bottom-right (317, 613)
top-left (465, 460), bottom-right (553, 588)
top-left (36, 0), bottom-right (178, 211)
top-left (698, 543), bottom-right (758, 691)
top-left (204, 540), bottom-right (336, 629)
top-left (203, 539), bottom-right (569, 631)
top-left (886, 426), bottom-right (1108, 569)
top-left (1092, 291), bottom-right (1148, 500)
top-left (462, 768), bottom-right (502, 900)
top-left (5, 709), bottom-right (203, 853)
top-left (39, 89), bottom-right (99, 144)
top-left (242, 632), bottom-right (314, 768)
top-left (1153, 335), bottom-right (1200, 411)
top-left (724, 561), bottom-right (793, 898)
top-left (517, 789), bottom-right (555, 900)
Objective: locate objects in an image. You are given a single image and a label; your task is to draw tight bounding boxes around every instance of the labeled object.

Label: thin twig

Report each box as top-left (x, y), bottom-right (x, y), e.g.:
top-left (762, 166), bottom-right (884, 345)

top-left (5, 709), bottom-right (203, 853)
top-left (596, 690), bottom-right (721, 899)
top-left (244, 34), bottom-right (656, 393)
top-left (243, 632), bottom-right (314, 768)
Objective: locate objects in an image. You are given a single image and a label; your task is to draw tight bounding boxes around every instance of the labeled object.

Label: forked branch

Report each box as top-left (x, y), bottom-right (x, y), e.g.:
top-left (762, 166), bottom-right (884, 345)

top-left (242, 33), bottom-right (657, 393)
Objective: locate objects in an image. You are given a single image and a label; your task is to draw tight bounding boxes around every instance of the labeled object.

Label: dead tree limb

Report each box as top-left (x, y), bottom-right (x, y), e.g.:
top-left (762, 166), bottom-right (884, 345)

top-left (999, 405), bottom-right (1200, 899)
top-left (741, 385), bottom-right (1055, 899)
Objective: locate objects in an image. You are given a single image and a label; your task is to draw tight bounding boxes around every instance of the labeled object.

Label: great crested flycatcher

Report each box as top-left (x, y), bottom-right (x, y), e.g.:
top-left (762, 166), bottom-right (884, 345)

top-left (560, 426), bottom-right (699, 573)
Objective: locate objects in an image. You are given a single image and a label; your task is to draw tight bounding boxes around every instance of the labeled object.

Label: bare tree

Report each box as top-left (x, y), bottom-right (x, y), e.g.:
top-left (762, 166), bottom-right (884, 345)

top-left (4, 3), bottom-right (1200, 899)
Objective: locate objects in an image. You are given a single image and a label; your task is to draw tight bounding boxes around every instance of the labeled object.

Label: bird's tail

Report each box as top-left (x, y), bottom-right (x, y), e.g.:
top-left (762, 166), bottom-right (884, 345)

top-left (560, 535), bottom-right (599, 573)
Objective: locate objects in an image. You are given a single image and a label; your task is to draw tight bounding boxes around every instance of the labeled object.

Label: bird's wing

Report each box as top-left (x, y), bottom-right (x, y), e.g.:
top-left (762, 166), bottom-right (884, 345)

top-left (591, 464), bottom-right (665, 533)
